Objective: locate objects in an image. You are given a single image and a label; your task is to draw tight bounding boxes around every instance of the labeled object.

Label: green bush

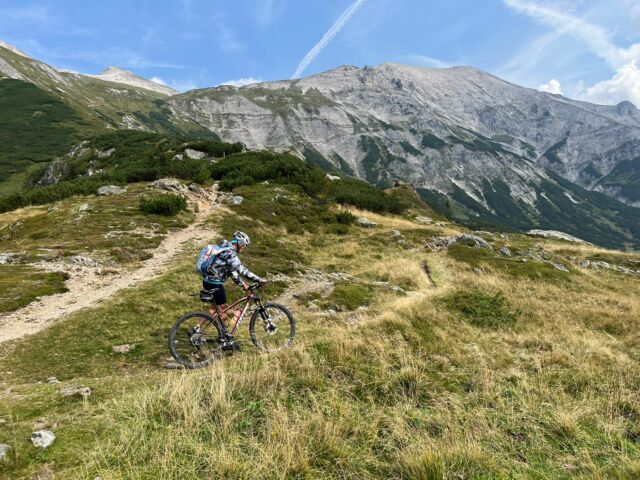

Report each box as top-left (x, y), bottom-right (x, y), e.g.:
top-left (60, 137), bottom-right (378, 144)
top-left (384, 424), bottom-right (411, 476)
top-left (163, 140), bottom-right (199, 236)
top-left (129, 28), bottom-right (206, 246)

top-left (326, 178), bottom-right (404, 214)
top-left (439, 289), bottom-right (520, 329)
top-left (212, 151), bottom-right (327, 196)
top-left (336, 212), bottom-right (357, 224)
top-left (139, 194), bottom-right (187, 216)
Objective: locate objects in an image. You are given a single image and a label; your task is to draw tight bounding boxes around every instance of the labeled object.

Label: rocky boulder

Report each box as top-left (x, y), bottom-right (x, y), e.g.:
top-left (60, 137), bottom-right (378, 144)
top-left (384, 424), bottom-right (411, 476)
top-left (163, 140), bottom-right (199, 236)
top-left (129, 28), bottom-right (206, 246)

top-left (31, 430), bottom-right (56, 449)
top-left (149, 178), bottom-right (188, 194)
top-left (60, 386), bottom-right (92, 399)
top-left (97, 185), bottom-right (126, 196)
top-left (356, 217), bottom-right (377, 228)
top-left (184, 148), bottom-right (207, 160)
top-left (526, 230), bottom-right (591, 245)
top-left (426, 234), bottom-right (493, 251)
top-left (0, 444), bottom-right (10, 460)
top-left (580, 259), bottom-right (639, 275)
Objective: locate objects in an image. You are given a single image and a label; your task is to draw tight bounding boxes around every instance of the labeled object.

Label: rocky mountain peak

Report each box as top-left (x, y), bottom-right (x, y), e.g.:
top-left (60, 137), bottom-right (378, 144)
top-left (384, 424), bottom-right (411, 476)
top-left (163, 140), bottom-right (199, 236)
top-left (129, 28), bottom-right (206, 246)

top-left (0, 40), bottom-right (30, 58)
top-left (88, 66), bottom-right (177, 96)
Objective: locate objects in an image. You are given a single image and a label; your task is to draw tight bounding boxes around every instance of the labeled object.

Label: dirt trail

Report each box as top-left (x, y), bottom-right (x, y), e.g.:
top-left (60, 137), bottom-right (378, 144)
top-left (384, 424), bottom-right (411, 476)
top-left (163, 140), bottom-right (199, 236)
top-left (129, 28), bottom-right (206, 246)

top-left (0, 185), bottom-right (220, 345)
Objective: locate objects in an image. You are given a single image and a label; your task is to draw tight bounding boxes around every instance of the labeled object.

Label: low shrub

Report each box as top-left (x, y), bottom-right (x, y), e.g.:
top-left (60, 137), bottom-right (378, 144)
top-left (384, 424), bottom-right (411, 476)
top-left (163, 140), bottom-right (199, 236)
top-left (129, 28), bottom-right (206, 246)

top-left (139, 194), bottom-right (187, 216)
top-left (335, 212), bottom-right (356, 224)
top-left (439, 289), bottom-right (520, 328)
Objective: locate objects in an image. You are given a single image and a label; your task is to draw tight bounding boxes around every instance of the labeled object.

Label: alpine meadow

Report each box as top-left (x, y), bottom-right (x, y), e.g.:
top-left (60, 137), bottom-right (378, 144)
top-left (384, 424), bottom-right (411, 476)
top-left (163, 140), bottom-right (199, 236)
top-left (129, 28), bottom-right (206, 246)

top-left (1, 2), bottom-right (640, 478)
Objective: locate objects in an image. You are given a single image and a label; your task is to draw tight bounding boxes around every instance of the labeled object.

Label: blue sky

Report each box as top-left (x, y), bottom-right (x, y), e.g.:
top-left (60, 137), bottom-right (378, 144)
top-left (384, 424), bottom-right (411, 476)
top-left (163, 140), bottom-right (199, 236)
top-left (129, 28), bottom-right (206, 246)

top-left (0, 0), bottom-right (639, 105)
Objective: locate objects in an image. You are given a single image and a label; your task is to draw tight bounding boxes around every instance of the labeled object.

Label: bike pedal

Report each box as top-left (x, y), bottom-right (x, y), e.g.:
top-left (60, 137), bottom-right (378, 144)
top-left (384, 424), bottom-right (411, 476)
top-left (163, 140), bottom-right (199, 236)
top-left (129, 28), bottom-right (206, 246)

top-left (222, 341), bottom-right (240, 352)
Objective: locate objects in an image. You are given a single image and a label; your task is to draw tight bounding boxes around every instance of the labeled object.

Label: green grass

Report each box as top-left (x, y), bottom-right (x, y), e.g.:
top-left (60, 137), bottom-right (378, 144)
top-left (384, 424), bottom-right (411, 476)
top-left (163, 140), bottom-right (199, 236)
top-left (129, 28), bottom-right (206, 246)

top-left (323, 282), bottom-right (373, 311)
top-left (0, 179), bottom-right (639, 479)
top-left (439, 289), bottom-right (521, 329)
top-left (447, 244), bottom-right (572, 283)
top-left (0, 265), bottom-right (69, 312)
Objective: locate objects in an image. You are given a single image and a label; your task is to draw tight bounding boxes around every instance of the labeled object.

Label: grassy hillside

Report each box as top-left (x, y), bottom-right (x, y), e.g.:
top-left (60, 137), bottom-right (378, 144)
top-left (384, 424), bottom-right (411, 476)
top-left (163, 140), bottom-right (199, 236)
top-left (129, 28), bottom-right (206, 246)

top-left (0, 79), bottom-right (96, 184)
top-left (0, 155), bottom-right (638, 478)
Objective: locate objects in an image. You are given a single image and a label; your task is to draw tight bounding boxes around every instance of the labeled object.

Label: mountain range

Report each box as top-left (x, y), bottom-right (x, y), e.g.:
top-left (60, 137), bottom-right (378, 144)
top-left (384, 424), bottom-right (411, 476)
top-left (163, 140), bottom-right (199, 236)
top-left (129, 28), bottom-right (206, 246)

top-left (0, 41), bottom-right (639, 249)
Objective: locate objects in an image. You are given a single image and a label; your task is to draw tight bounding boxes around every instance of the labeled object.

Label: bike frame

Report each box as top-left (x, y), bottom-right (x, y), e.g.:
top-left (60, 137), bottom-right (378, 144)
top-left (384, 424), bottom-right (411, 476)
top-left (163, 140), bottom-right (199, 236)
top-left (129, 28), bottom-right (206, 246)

top-left (207, 288), bottom-right (264, 336)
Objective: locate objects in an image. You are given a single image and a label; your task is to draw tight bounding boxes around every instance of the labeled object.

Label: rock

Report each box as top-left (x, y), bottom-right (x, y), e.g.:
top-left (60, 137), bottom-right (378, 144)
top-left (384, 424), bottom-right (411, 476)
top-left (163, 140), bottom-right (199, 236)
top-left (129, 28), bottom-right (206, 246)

top-left (0, 253), bottom-right (16, 265)
top-left (415, 215), bottom-right (433, 224)
top-left (580, 259), bottom-right (639, 275)
top-left (391, 229), bottom-right (402, 237)
top-left (184, 148), bottom-right (207, 160)
top-left (473, 267), bottom-right (483, 274)
top-left (229, 195), bottom-right (244, 205)
top-left (552, 263), bottom-right (570, 273)
top-left (427, 234), bottom-right (492, 251)
top-left (47, 377), bottom-right (60, 384)
top-left (164, 361), bottom-right (185, 370)
top-left (97, 185), bottom-right (126, 196)
top-left (326, 173), bottom-right (341, 181)
top-left (78, 203), bottom-right (91, 212)
top-left (149, 178), bottom-right (187, 194)
top-left (356, 217), bottom-right (377, 228)
top-left (0, 418), bottom-right (6, 425)
top-left (322, 309), bottom-right (338, 318)
top-left (112, 344), bottom-right (135, 354)
top-left (498, 246), bottom-right (512, 257)
top-left (97, 147), bottom-right (115, 159)
top-left (526, 230), bottom-right (591, 245)
top-left (70, 255), bottom-right (101, 268)
top-left (172, 153), bottom-right (184, 161)
top-left (0, 444), bottom-right (10, 460)
top-left (31, 430), bottom-right (56, 449)
top-left (60, 386), bottom-right (92, 399)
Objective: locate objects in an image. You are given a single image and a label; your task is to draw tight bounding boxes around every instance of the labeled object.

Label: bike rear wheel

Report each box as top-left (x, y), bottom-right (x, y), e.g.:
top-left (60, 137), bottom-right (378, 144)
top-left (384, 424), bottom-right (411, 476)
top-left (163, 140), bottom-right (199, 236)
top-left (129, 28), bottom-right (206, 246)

top-left (249, 303), bottom-right (295, 352)
top-left (168, 312), bottom-right (224, 369)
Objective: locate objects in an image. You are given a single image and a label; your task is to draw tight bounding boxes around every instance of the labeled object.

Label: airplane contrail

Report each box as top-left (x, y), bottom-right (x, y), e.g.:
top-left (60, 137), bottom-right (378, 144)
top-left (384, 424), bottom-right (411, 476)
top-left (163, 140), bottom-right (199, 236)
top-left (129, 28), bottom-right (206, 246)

top-left (292, 0), bottom-right (368, 79)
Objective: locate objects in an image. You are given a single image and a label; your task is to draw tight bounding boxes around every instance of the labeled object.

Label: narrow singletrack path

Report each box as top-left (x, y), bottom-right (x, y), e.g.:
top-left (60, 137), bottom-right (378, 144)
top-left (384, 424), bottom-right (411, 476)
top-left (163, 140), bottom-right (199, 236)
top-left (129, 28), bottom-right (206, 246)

top-left (0, 186), bottom-right (220, 344)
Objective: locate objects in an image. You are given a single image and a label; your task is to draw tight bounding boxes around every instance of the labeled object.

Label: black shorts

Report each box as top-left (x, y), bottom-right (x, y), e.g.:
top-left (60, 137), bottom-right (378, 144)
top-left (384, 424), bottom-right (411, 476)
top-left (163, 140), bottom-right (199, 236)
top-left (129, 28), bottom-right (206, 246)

top-left (203, 281), bottom-right (227, 305)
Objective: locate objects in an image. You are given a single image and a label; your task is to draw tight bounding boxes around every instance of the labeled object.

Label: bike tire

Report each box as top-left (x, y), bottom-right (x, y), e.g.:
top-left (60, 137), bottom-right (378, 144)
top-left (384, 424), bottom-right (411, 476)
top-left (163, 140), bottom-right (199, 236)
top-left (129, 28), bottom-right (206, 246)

top-left (168, 311), bottom-right (224, 369)
top-left (249, 303), bottom-right (296, 352)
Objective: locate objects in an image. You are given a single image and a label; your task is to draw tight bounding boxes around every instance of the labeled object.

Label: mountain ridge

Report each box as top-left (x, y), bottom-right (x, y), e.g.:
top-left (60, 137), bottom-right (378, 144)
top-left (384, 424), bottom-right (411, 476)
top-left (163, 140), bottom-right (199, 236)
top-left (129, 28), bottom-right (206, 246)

top-left (1, 44), bottom-right (639, 248)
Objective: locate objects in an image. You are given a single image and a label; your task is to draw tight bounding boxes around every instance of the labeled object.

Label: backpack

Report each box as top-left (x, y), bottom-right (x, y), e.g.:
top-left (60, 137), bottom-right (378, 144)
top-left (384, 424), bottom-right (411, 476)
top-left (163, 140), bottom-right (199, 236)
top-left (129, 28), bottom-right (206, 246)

top-left (195, 244), bottom-right (232, 275)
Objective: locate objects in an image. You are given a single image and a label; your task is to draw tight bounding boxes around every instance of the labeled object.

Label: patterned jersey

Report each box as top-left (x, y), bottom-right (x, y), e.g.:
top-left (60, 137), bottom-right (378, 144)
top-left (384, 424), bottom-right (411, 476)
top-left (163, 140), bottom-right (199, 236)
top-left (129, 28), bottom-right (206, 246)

top-left (204, 240), bottom-right (261, 286)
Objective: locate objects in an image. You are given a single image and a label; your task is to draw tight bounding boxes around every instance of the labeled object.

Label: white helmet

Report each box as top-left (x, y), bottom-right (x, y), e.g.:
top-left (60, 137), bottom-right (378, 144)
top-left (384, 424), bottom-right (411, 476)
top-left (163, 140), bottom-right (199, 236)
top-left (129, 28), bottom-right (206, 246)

top-left (232, 230), bottom-right (250, 246)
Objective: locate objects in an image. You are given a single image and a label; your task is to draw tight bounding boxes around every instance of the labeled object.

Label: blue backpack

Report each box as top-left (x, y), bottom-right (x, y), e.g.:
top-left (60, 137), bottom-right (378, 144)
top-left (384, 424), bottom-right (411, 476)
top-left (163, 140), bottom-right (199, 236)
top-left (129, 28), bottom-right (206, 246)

top-left (195, 244), bottom-right (232, 275)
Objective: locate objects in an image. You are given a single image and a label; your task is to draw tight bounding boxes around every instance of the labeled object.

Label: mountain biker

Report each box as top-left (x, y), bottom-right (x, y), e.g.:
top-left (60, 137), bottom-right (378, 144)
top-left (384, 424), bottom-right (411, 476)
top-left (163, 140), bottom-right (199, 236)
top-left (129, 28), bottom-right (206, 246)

top-left (202, 230), bottom-right (267, 328)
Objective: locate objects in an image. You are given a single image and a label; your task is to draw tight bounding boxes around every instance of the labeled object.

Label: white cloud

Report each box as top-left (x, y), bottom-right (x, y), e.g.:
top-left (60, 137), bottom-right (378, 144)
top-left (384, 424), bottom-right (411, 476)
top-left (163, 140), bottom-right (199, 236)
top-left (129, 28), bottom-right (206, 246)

top-left (220, 77), bottom-right (262, 87)
top-left (169, 79), bottom-right (199, 92)
top-left (502, 0), bottom-right (627, 68)
top-left (292, 0), bottom-right (368, 79)
top-left (503, 0), bottom-right (640, 106)
top-left (0, 5), bottom-right (49, 22)
top-left (406, 54), bottom-right (451, 69)
top-left (580, 61), bottom-right (640, 106)
top-left (538, 78), bottom-right (563, 94)
top-left (255, 0), bottom-right (282, 28)
top-left (150, 76), bottom-right (168, 86)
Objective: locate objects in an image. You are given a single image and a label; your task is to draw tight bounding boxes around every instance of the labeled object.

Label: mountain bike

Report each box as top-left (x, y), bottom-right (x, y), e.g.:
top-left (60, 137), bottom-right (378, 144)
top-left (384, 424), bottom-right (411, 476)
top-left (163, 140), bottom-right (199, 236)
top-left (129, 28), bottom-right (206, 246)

top-left (168, 283), bottom-right (295, 369)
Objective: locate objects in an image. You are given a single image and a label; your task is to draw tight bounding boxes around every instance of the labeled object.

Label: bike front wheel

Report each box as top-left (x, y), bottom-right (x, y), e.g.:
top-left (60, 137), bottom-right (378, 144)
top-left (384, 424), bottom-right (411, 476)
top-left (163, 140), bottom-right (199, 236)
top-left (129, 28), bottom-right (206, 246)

top-left (168, 312), bottom-right (224, 369)
top-left (249, 303), bottom-right (295, 352)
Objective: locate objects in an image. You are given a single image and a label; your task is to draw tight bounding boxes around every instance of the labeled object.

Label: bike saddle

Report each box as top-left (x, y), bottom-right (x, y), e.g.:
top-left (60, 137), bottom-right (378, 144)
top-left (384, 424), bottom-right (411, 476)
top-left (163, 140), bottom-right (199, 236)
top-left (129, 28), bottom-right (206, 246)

top-left (199, 288), bottom-right (218, 302)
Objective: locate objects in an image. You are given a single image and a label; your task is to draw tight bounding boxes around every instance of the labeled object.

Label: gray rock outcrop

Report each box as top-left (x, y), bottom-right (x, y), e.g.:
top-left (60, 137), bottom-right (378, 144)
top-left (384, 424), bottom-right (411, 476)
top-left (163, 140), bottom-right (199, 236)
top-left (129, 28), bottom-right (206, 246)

top-left (97, 185), bottom-right (126, 196)
top-left (31, 430), bottom-right (56, 448)
top-left (526, 230), bottom-right (591, 245)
